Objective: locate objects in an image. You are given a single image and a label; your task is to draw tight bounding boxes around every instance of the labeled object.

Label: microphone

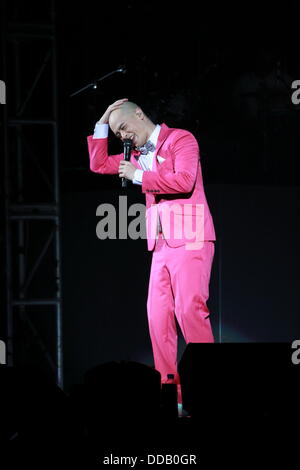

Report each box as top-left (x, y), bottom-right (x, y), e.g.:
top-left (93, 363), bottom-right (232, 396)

top-left (69, 66), bottom-right (127, 97)
top-left (117, 66), bottom-right (127, 74)
top-left (122, 139), bottom-right (132, 188)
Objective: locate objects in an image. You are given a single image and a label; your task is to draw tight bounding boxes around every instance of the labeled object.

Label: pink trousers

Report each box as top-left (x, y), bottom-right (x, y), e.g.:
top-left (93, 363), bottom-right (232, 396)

top-left (147, 233), bottom-right (215, 390)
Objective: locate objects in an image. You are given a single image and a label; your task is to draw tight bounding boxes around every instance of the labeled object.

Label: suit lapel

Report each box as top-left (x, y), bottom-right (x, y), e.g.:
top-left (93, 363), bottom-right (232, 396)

top-left (154, 123), bottom-right (172, 167)
top-left (155, 123), bottom-right (171, 156)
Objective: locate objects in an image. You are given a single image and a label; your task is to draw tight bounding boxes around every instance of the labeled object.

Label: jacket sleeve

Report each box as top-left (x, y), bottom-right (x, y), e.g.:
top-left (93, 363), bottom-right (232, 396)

top-left (141, 132), bottom-right (199, 194)
top-left (87, 135), bottom-right (123, 174)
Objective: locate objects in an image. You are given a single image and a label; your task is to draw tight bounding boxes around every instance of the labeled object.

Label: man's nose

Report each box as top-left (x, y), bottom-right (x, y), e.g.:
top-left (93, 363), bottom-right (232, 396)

top-left (121, 131), bottom-right (128, 140)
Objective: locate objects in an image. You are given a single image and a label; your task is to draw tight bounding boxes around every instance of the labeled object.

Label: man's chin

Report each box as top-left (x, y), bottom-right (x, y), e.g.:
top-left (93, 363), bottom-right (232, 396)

top-left (135, 141), bottom-right (145, 149)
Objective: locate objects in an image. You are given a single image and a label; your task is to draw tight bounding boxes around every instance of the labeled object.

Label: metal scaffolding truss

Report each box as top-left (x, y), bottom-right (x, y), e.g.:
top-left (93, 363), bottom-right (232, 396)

top-left (1, 1), bottom-right (63, 388)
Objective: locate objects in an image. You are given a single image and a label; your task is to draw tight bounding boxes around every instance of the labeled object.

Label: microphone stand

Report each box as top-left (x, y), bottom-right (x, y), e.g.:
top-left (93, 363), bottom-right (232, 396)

top-left (69, 66), bottom-right (126, 97)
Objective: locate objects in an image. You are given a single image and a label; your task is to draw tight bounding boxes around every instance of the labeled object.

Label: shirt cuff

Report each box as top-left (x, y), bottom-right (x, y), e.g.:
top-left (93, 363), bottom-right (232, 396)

top-left (93, 122), bottom-right (109, 139)
top-left (132, 169), bottom-right (144, 185)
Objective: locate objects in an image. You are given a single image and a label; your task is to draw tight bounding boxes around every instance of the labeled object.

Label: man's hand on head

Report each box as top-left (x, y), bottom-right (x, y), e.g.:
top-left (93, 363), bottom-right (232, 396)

top-left (98, 98), bottom-right (128, 124)
top-left (118, 161), bottom-right (136, 181)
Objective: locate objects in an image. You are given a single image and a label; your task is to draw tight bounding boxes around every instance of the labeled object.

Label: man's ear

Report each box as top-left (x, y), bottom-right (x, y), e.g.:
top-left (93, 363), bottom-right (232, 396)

top-left (135, 107), bottom-right (144, 120)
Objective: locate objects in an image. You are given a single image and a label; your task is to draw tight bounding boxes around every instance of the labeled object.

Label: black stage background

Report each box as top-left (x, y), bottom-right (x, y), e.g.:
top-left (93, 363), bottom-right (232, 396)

top-left (63, 0), bottom-right (300, 389)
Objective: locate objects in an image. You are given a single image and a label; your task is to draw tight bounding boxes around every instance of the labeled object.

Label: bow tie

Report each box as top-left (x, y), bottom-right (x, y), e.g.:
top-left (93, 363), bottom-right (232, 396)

top-left (137, 140), bottom-right (155, 155)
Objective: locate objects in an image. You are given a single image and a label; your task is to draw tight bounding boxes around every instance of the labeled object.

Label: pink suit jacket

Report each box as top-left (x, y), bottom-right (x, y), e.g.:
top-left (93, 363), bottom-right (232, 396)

top-left (87, 123), bottom-right (216, 251)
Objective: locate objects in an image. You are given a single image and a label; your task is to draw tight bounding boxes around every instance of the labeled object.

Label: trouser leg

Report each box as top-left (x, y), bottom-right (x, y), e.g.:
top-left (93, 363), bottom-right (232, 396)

top-left (147, 237), bottom-right (179, 384)
top-left (168, 241), bottom-right (215, 343)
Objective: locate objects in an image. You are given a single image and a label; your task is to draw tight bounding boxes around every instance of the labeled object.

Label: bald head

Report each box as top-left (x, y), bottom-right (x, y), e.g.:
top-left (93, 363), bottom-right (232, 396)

top-left (118, 101), bottom-right (139, 116)
top-left (109, 101), bottom-right (139, 127)
top-left (108, 100), bottom-right (155, 147)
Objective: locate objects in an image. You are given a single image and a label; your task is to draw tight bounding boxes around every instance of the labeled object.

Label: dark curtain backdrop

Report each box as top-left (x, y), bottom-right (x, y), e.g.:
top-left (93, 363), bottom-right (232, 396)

top-left (61, 184), bottom-right (300, 390)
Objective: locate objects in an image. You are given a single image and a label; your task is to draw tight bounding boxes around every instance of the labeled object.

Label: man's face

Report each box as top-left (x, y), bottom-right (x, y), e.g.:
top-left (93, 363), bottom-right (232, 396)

top-left (109, 108), bottom-right (148, 148)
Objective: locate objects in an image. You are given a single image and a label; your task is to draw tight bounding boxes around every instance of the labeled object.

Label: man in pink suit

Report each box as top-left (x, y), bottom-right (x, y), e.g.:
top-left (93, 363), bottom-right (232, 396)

top-left (87, 98), bottom-right (216, 406)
